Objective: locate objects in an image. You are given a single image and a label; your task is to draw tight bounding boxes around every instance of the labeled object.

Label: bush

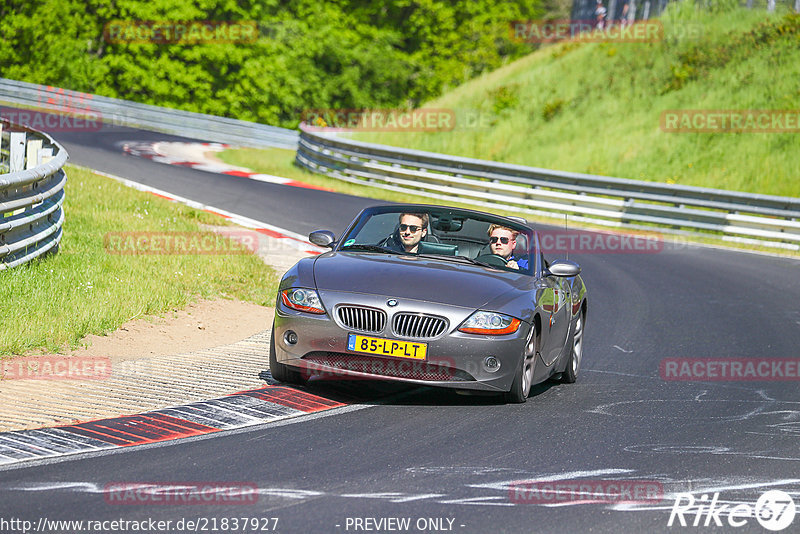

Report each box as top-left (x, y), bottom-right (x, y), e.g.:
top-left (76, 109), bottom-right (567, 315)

top-left (0, 0), bottom-right (544, 129)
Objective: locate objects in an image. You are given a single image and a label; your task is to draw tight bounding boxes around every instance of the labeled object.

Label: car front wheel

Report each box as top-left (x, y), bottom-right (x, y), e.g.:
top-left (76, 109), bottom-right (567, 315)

top-left (505, 326), bottom-right (537, 403)
top-left (561, 310), bottom-right (584, 384)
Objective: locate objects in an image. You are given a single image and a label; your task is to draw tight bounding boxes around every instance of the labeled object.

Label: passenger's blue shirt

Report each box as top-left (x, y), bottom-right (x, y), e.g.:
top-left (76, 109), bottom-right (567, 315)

top-left (509, 255), bottom-right (529, 269)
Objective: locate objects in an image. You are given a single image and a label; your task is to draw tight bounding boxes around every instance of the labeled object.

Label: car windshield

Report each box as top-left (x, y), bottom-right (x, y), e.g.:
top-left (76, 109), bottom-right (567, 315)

top-left (338, 206), bottom-right (534, 275)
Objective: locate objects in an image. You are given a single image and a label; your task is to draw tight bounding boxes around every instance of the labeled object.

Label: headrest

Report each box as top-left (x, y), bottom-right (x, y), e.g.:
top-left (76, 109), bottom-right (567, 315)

top-left (432, 215), bottom-right (463, 232)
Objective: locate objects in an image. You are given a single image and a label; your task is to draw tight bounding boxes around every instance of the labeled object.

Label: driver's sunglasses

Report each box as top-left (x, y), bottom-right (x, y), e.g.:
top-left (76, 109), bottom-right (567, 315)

top-left (490, 236), bottom-right (511, 244)
top-left (399, 224), bottom-right (422, 233)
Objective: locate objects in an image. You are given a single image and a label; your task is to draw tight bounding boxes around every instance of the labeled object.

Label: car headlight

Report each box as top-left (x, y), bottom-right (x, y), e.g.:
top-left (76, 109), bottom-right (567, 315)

top-left (280, 288), bottom-right (325, 314)
top-left (458, 311), bottom-right (521, 335)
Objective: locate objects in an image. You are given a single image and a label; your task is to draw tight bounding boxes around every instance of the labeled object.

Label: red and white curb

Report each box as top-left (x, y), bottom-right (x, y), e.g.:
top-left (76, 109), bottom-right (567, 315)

top-left (0, 385), bottom-right (345, 468)
top-left (84, 167), bottom-right (326, 256)
top-left (121, 141), bottom-right (332, 191)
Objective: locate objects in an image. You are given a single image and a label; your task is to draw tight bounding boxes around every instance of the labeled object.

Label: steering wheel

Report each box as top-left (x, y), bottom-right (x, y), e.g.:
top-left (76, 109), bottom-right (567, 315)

top-left (475, 254), bottom-right (509, 268)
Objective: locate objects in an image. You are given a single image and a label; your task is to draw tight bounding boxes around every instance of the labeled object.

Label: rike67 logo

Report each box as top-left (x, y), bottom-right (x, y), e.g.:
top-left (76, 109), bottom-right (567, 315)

top-left (668, 490), bottom-right (796, 531)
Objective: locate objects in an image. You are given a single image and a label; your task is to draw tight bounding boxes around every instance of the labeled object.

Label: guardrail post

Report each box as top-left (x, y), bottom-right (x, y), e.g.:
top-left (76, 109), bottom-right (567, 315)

top-left (40, 147), bottom-right (53, 164)
top-left (0, 124), bottom-right (5, 172)
top-left (9, 132), bottom-right (25, 172)
top-left (26, 139), bottom-right (42, 170)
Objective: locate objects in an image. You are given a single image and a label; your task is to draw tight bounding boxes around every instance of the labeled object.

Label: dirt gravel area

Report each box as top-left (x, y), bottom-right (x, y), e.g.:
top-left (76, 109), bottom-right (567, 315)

top-left (0, 299), bottom-right (277, 432)
top-left (64, 298), bottom-right (273, 361)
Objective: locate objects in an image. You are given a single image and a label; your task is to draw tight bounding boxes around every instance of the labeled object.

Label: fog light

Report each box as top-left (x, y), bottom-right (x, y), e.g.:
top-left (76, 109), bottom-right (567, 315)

top-left (483, 356), bottom-right (500, 373)
top-left (284, 331), bottom-right (298, 345)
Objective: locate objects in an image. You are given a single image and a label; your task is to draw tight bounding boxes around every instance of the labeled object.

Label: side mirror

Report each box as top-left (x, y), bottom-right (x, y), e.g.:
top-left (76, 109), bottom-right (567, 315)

top-left (309, 230), bottom-right (336, 248)
top-left (547, 260), bottom-right (581, 277)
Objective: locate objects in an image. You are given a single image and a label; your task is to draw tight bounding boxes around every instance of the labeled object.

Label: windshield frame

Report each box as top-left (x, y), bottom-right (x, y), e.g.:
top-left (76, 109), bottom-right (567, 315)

top-left (335, 204), bottom-right (538, 275)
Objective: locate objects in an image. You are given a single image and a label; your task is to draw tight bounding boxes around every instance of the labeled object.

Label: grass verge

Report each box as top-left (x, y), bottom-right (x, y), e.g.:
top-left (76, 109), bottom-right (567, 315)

top-left (0, 165), bottom-right (280, 356)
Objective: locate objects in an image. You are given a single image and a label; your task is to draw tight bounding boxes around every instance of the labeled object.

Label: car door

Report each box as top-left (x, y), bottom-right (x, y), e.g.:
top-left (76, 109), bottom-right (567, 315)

top-left (537, 275), bottom-right (569, 366)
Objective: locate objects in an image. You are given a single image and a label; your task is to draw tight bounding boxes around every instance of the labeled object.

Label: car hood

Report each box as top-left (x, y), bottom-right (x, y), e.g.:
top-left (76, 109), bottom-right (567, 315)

top-left (313, 252), bottom-right (529, 309)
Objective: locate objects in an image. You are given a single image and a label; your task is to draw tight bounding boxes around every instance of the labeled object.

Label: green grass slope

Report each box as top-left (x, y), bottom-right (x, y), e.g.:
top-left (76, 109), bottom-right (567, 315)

top-left (352, 7), bottom-right (800, 198)
top-left (0, 167), bottom-right (279, 355)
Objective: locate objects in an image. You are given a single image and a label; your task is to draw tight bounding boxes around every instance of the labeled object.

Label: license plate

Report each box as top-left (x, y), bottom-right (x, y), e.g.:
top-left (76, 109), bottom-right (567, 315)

top-left (347, 334), bottom-right (427, 360)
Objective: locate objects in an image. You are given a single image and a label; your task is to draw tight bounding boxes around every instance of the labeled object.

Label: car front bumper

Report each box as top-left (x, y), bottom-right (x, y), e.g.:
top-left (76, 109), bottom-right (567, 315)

top-left (272, 290), bottom-right (536, 392)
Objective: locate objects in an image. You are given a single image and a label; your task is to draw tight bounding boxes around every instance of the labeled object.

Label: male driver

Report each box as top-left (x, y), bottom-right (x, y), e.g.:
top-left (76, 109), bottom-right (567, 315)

top-left (488, 224), bottom-right (529, 270)
top-left (392, 212), bottom-right (428, 253)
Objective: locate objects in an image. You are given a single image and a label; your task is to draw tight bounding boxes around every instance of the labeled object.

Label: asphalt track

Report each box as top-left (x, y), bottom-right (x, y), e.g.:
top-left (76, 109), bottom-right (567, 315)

top-left (1, 116), bottom-right (800, 533)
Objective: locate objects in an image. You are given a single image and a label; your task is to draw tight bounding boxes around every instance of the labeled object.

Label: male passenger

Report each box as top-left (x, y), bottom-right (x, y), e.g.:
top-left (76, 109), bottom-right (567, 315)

top-left (383, 212), bottom-right (429, 253)
top-left (488, 224), bottom-right (529, 270)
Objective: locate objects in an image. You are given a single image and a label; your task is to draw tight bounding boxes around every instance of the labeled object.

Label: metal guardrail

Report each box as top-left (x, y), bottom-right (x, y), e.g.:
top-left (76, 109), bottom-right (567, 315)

top-left (0, 119), bottom-right (67, 269)
top-left (296, 127), bottom-right (800, 250)
top-left (0, 78), bottom-right (298, 150)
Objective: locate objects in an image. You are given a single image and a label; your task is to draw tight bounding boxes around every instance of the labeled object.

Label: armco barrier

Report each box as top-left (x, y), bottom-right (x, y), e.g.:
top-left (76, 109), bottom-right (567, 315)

top-left (0, 119), bottom-right (67, 269)
top-left (0, 77), bottom-right (298, 150)
top-left (296, 126), bottom-right (800, 250)
top-left (3, 79), bottom-right (797, 251)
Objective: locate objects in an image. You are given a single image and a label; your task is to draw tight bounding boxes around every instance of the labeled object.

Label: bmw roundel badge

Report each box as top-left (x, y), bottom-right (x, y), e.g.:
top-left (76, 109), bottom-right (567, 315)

top-left (387, 299), bottom-right (398, 307)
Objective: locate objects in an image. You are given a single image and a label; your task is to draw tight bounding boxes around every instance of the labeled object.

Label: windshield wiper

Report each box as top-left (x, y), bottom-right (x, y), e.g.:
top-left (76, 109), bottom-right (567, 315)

top-left (339, 244), bottom-right (397, 254)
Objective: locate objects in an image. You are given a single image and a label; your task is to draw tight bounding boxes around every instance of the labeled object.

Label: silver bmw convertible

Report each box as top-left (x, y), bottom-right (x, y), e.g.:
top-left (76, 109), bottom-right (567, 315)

top-left (269, 204), bottom-right (587, 403)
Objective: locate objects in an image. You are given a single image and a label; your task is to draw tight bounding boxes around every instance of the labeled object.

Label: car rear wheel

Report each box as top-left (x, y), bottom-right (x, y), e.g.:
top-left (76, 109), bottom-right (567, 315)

top-left (505, 326), bottom-right (536, 403)
top-left (269, 327), bottom-right (306, 386)
top-left (561, 310), bottom-right (584, 384)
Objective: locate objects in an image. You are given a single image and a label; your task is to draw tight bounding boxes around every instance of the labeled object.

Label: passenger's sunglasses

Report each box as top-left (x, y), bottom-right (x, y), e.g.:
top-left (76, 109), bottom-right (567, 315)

top-left (490, 236), bottom-right (511, 244)
top-left (399, 224), bottom-right (422, 233)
